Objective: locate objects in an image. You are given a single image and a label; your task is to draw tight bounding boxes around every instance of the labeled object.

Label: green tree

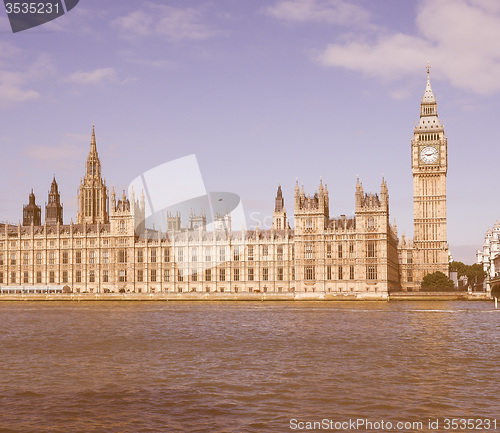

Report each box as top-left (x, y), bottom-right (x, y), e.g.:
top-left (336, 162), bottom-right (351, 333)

top-left (449, 261), bottom-right (467, 277)
top-left (421, 271), bottom-right (455, 291)
top-left (449, 261), bottom-right (487, 290)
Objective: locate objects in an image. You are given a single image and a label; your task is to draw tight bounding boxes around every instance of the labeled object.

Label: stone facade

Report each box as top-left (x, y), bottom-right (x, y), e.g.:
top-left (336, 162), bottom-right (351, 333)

top-left (477, 221), bottom-right (500, 278)
top-left (0, 69), bottom-right (450, 294)
top-left (399, 66), bottom-right (450, 291)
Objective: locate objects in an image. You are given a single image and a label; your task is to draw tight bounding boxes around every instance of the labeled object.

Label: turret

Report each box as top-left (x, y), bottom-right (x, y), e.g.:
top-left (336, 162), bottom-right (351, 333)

top-left (273, 185), bottom-right (287, 230)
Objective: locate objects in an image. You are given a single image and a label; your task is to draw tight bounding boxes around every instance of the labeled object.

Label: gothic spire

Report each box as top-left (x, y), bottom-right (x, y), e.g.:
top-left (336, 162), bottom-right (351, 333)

top-left (91, 123), bottom-right (97, 154)
top-left (422, 62), bottom-right (436, 104)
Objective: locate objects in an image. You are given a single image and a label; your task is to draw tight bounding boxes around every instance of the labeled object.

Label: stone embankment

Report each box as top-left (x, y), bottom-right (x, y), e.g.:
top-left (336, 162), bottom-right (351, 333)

top-left (0, 292), bottom-right (491, 301)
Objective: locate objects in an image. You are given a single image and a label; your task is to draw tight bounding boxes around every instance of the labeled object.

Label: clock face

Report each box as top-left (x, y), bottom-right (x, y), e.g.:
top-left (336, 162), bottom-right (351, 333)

top-left (420, 146), bottom-right (439, 164)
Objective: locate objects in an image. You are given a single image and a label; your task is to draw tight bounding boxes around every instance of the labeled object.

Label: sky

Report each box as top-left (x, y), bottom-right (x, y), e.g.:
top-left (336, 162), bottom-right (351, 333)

top-left (1, 0), bottom-right (500, 264)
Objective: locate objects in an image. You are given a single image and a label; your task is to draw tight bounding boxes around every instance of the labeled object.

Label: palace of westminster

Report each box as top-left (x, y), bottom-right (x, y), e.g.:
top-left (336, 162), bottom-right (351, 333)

top-left (0, 70), bottom-right (450, 295)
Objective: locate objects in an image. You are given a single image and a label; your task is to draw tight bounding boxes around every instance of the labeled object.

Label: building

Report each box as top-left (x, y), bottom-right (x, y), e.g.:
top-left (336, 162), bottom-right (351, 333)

top-left (0, 68), bottom-right (449, 295)
top-left (399, 65), bottom-right (450, 291)
top-left (476, 221), bottom-right (500, 294)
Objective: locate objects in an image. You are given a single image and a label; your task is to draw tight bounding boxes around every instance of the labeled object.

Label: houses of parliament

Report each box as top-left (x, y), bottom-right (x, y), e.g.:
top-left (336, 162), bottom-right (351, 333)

top-left (0, 69), bottom-right (449, 296)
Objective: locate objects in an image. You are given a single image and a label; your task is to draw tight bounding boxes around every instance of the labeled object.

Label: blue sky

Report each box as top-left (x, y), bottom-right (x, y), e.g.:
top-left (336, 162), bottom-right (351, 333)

top-left (1, 0), bottom-right (499, 264)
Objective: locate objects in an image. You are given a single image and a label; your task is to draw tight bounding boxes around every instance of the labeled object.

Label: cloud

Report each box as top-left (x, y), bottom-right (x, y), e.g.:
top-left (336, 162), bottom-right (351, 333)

top-left (66, 67), bottom-right (118, 84)
top-left (264, 0), bottom-right (370, 26)
top-left (315, 0), bottom-right (500, 95)
top-left (23, 132), bottom-right (89, 169)
top-left (0, 46), bottom-right (53, 108)
top-left (112, 3), bottom-right (216, 41)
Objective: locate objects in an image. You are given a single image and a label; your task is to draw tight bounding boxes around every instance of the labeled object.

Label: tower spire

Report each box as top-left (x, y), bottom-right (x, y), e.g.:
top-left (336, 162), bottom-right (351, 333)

top-left (422, 62), bottom-right (436, 104)
top-left (91, 123), bottom-right (97, 153)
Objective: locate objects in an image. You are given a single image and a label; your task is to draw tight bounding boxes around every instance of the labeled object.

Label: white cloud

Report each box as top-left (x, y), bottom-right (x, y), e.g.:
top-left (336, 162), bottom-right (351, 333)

top-left (315, 0), bottom-right (500, 95)
top-left (112, 3), bottom-right (216, 41)
top-left (66, 67), bottom-right (118, 85)
top-left (264, 0), bottom-right (370, 26)
top-left (23, 132), bottom-right (89, 168)
top-left (0, 46), bottom-right (53, 108)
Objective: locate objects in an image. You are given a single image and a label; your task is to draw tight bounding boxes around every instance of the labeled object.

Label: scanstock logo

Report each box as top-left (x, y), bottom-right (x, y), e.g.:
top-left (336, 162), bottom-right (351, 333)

top-left (3, 0), bottom-right (79, 33)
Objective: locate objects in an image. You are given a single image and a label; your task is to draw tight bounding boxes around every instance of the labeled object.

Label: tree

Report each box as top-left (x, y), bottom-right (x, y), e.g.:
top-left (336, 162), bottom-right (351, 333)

top-left (421, 271), bottom-right (455, 291)
top-left (449, 261), bottom-right (487, 290)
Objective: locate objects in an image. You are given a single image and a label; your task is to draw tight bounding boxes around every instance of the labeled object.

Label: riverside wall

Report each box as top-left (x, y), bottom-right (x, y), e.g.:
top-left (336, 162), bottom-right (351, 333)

top-left (0, 292), bottom-right (491, 301)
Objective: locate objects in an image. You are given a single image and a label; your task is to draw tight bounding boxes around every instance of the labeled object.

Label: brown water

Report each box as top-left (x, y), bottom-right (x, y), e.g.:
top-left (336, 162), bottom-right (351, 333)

top-left (0, 301), bottom-right (498, 433)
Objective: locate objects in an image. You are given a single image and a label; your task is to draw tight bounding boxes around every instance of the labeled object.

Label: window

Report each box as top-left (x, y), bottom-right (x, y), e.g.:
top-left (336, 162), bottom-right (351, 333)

top-left (292, 245), bottom-right (295, 260)
top-left (76, 251), bottom-right (82, 264)
top-left (219, 269), bottom-right (225, 282)
top-left (89, 271), bottom-right (95, 283)
top-left (305, 266), bottom-right (315, 280)
top-left (164, 249), bottom-right (170, 262)
top-left (234, 268), bottom-right (240, 281)
top-left (248, 268), bottom-right (254, 281)
top-left (234, 247), bottom-right (240, 261)
top-left (262, 246), bottom-right (268, 257)
top-left (36, 271), bottom-right (42, 284)
top-left (36, 252), bottom-right (42, 265)
top-left (10, 271), bottom-right (16, 284)
top-left (89, 251), bottom-right (95, 264)
top-left (327, 243), bottom-right (332, 258)
top-left (205, 268), bottom-right (211, 281)
top-left (23, 253), bottom-right (29, 265)
top-left (137, 270), bottom-right (144, 282)
top-left (10, 253), bottom-right (16, 266)
top-left (119, 270), bottom-right (127, 282)
top-left (191, 248), bottom-right (197, 262)
top-left (248, 246), bottom-right (254, 261)
top-left (338, 244), bottom-right (343, 259)
top-left (23, 271), bottom-right (29, 284)
top-left (151, 269), bottom-right (157, 282)
top-left (118, 250), bottom-right (127, 263)
top-left (63, 271), bottom-right (68, 283)
top-left (367, 241), bottom-right (376, 258)
top-left (177, 248), bottom-right (184, 262)
top-left (0, 254), bottom-right (3, 265)
top-left (338, 266), bottom-right (343, 280)
top-left (119, 220), bottom-right (125, 233)
top-left (306, 218), bottom-right (313, 229)
top-left (62, 251), bottom-right (68, 264)
top-left (349, 243), bottom-right (354, 258)
top-left (192, 271), bottom-right (198, 282)
top-left (263, 268), bottom-right (269, 281)
top-left (102, 251), bottom-right (109, 264)
top-left (178, 269), bottom-right (184, 282)
top-left (367, 265), bottom-right (377, 280)
top-left (75, 270), bottom-right (81, 283)
top-left (367, 217), bottom-right (375, 229)
top-left (164, 269), bottom-right (170, 282)
top-left (327, 265), bottom-right (332, 280)
top-left (205, 248), bottom-right (211, 262)
top-left (137, 250), bottom-right (143, 263)
top-left (305, 243), bottom-right (313, 259)
top-left (350, 265), bottom-right (355, 280)
top-left (292, 267), bottom-right (295, 280)
top-left (407, 251), bottom-right (413, 264)
top-left (151, 249), bottom-right (157, 263)
top-left (277, 245), bottom-right (283, 261)
top-left (219, 248), bottom-right (225, 262)
top-left (0, 272), bottom-right (3, 284)
top-left (277, 267), bottom-right (283, 281)
top-left (407, 270), bottom-right (413, 282)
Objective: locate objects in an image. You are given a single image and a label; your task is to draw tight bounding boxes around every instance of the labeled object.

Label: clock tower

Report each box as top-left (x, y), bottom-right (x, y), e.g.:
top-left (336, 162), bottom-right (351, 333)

top-left (411, 65), bottom-right (449, 283)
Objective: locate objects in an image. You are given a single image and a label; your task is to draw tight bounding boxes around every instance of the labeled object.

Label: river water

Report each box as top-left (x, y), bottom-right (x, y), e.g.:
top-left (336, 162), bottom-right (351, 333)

top-left (0, 301), bottom-right (498, 433)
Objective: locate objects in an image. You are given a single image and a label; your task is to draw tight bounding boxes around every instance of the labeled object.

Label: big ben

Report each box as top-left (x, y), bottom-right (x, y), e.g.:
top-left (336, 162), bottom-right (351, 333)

top-left (411, 64), bottom-right (449, 283)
